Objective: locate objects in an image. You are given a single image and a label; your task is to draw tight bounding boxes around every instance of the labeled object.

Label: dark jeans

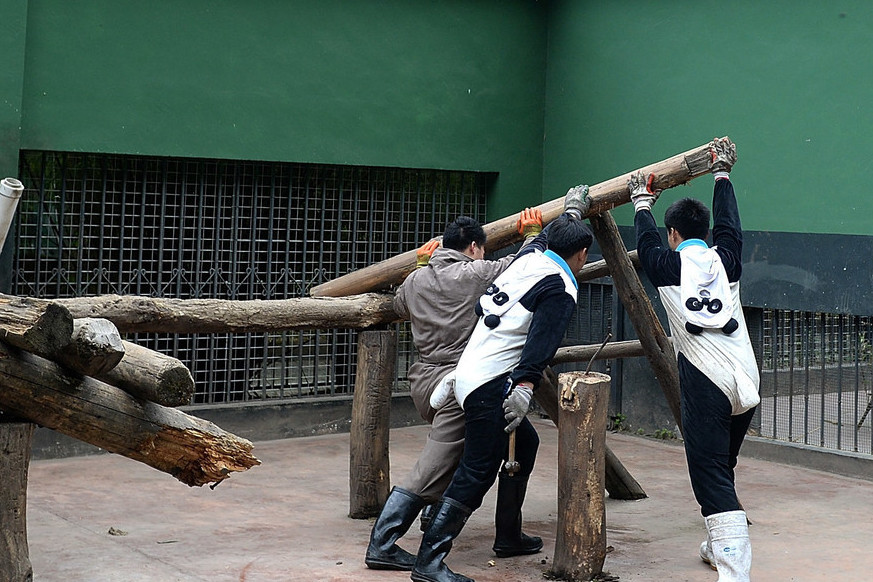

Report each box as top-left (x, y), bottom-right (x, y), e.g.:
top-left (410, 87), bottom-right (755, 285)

top-left (679, 352), bottom-right (756, 517)
top-left (443, 374), bottom-right (539, 511)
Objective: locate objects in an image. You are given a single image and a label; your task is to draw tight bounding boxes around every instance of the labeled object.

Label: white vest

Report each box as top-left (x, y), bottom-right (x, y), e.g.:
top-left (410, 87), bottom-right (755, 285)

top-left (451, 250), bottom-right (577, 408)
top-left (659, 244), bottom-right (760, 415)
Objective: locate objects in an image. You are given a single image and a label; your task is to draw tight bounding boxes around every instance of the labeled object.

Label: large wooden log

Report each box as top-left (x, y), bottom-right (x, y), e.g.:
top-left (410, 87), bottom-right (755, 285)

top-left (0, 343), bottom-right (259, 487)
top-left (588, 210), bottom-right (682, 429)
top-left (534, 365), bottom-right (647, 501)
top-left (551, 371), bottom-right (610, 580)
top-left (349, 330), bottom-right (396, 519)
top-left (0, 423), bottom-right (34, 582)
top-left (310, 140), bottom-right (718, 297)
top-left (0, 293), bottom-right (72, 357)
top-left (55, 293), bottom-right (400, 334)
top-left (55, 318), bottom-right (126, 377)
top-left (94, 341), bottom-right (195, 407)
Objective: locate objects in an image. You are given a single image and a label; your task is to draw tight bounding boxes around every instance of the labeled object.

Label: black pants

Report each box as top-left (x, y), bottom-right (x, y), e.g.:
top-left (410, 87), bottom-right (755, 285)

top-left (679, 352), bottom-right (756, 517)
top-left (443, 374), bottom-right (539, 511)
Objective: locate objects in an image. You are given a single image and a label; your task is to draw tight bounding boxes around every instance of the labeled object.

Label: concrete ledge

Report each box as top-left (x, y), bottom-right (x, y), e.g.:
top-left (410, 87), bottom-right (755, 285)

top-left (742, 435), bottom-right (873, 482)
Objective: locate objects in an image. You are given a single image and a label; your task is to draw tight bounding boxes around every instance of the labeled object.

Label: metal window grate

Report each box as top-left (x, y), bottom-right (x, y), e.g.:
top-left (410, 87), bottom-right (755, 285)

top-left (13, 151), bottom-right (489, 404)
top-left (755, 309), bottom-right (873, 454)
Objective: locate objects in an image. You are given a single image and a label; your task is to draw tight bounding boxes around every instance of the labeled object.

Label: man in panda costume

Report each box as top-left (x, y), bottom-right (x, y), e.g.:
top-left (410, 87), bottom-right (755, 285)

top-left (632, 137), bottom-right (758, 582)
top-left (410, 208), bottom-right (594, 582)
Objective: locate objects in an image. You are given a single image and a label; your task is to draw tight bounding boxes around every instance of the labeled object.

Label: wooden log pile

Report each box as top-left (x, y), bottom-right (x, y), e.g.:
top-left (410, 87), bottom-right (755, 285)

top-left (0, 293), bottom-right (260, 487)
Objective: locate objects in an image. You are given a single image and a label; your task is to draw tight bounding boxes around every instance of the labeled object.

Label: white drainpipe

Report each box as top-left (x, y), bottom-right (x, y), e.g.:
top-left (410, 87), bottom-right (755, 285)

top-left (0, 177), bottom-right (24, 251)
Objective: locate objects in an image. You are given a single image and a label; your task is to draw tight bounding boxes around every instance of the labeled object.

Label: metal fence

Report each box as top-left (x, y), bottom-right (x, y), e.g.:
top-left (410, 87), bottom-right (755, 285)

top-left (12, 151), bottom-right (489, 404)
top-left (752, 309), bottom-right (873, 454)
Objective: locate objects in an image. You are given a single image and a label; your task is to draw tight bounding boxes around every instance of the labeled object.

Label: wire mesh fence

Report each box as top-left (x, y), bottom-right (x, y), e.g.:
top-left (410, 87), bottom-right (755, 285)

top-left (12, 151), bottom-right (489, 404)
top-left (753, 309), bottom-right (873, 454)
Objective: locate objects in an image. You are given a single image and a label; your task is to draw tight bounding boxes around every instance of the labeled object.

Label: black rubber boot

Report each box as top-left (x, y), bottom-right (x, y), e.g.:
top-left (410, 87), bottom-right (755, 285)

top-left (411, 497), bottom-right (475, 582)
top-left (492, 474), bottom-right (543, 558)
top-left (420, 503), bottom-right (437, 532)
top-left (365, 487), bottom-right (426, 571)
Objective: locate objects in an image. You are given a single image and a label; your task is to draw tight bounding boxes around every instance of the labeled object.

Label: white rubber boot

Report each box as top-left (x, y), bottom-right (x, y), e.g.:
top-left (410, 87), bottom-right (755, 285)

top-left (705, 510), bottom-right (752, 582)
top-left (699, 534), bottom-right (716, 571)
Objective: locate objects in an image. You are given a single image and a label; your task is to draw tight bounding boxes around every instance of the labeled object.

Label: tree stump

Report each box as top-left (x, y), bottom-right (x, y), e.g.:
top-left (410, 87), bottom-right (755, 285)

top-left (534, 365), bottom-right (646, 501)
top-left (551, 371), bottom-right (610, 581)
top-left (0, 422), bottom-right (34, 582)
top-left (349, 330), bottom-right (396, 519)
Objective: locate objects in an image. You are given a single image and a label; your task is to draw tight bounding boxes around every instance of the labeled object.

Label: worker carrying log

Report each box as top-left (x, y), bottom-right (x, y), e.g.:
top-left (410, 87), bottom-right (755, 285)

top-left (632, 137), bottom-right (759, 581)
top-left (365, 209), bottom-right (547, 571)
top-left (409, 202), bottom-right (594, 582)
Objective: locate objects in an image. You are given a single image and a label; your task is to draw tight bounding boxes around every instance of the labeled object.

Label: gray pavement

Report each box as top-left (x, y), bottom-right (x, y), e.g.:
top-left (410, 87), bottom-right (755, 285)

top-left (26, 419), bottom-right (873, 581)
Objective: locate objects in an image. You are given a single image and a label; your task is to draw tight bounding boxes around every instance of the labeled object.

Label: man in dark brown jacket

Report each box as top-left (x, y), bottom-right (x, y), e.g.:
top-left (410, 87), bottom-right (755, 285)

top-left (365, 210), bottom-right (544, 571)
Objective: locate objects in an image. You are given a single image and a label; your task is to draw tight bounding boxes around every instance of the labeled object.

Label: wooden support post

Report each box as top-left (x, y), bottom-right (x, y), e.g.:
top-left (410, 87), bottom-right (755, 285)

top-left (551, 371), bottom-right (611, 581)
top-left (349, 330), bottom-right (396, 519)
top-left (310, 140), bottom-right (716, 297)
top-left (588, 210), bottom-right (682, 429)
top-left (0, 343), bottom-right (259, 487)
top-left (534, 366), bottom-right (646, 501)
top-left (0, 422), bottom-right (34, 582)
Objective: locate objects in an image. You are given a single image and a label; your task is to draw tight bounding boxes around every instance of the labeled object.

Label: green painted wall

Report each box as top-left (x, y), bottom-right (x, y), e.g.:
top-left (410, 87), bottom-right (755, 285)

top-left (19, 0), bottom-right (548, 220)
top-left (544, 1), bottom-right (873, 236)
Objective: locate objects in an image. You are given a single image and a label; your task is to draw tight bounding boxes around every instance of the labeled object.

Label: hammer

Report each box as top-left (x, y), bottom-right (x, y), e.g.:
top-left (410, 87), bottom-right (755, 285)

top-left (504, 430), bottom-right (520, 476)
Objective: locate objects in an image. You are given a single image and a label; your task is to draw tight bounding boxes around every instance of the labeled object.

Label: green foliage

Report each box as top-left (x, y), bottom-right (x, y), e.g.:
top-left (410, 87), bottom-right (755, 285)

top-left (653, 428), bottom-right (676, 440)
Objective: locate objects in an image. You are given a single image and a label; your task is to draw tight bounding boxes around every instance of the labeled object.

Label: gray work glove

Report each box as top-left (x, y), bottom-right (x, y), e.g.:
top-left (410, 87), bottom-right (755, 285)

top-left (564, 184), bottom-right (590, 220)
top-left (628, 171), bottom-right (660, 213)
top-left (710, 137), bottom-right (737, 174)
top-left (503, 383), bottom-right (533, 433)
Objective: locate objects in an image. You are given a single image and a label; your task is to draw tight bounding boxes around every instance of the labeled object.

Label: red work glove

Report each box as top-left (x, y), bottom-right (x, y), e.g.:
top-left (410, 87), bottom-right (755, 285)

top-left (516, 207), bottom-right (543, 238)
top-left (416, 240), bottom-right (440, 268)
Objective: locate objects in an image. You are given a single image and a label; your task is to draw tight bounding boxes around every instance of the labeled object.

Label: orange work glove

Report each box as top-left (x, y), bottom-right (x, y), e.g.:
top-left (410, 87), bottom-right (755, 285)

top-left (416, 240), bottom-right (440, 268)
top-left (515, 207), bottom-right (543, 238)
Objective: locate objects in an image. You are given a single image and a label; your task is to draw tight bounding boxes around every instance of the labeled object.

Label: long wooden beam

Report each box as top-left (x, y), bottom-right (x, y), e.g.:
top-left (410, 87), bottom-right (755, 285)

top-left (310, 140), bottom-right (716, 297)
top-left (55, 293), bottom-right (402, 334)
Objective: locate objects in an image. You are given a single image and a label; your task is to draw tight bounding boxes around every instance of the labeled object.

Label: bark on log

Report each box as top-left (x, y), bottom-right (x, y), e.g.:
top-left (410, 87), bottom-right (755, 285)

top-left (94, 341), bottom-right (195, 407)
top-left (55, 318), bottom-right (126, 377)
top-left (0, 344), bottom-right (259, 487)
top-left (551, 339), bottom-right (646, 366)
top-left (0, 293), bottom-right (72, 357)
top-left (534, 365), bottom-right (647, 501)
top-left (588, 211), bottom-right (682, 429)
top-left (551, 371), bottom-right (610, 580)
top-left (55, 293), bottom-right (400, 334)
top-left (0, 423), bottom-right (34, 582)
top-left (310, 140), bottom-right (718, 297)
top-left (349, 330), bottom-right (396, 519)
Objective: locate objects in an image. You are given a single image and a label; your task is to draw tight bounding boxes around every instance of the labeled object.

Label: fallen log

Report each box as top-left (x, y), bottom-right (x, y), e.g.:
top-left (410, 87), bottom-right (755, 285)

top-left (55, 293), bottom-right (400, 334)
top-left (0, 343), bottom-right (259, 487)
top-left (0, 294), bottom-right (72, 357)
top-left (310, 140), bottom-right (718, 297)
top-left (94, 341), bottom-right (195, 407)
top-left (55, 318), bottom-right (125, 377)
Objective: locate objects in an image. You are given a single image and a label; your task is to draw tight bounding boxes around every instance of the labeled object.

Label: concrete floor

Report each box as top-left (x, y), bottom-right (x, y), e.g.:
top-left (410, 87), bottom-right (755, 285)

top-left (26, 419), bottom-right (873, 582)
